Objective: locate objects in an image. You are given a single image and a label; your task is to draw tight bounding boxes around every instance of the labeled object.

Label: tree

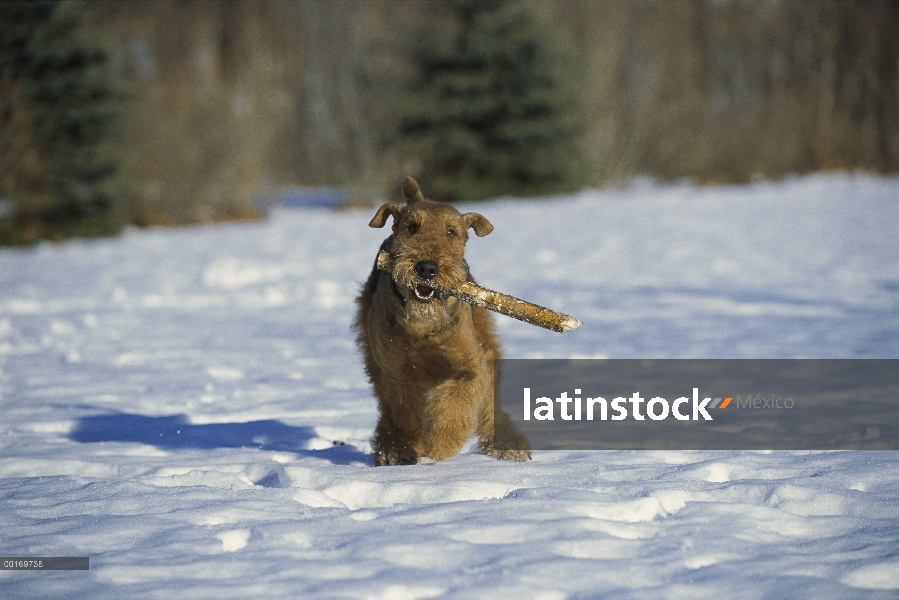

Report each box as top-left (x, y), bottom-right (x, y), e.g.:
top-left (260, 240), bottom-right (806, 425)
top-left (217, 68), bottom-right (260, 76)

top-left (396, 0), bottom-right (586, 200)
top-left (0, 0), bottom-right (128, 244)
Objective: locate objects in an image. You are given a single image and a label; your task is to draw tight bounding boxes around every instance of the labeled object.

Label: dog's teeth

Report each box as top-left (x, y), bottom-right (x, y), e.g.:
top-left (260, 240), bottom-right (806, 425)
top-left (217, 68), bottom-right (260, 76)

top-left (413, 284), bottom-right (435, 300)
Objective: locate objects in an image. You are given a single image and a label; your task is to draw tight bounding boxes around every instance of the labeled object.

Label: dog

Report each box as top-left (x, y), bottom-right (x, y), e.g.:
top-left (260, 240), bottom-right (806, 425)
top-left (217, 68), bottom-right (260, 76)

top-left (355, 177), bottom-right (531, 465)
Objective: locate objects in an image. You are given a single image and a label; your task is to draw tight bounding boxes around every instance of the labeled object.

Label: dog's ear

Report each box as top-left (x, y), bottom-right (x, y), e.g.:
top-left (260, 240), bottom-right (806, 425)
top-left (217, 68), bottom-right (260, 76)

top-left (369, 203), bottom-right (403, 228)
top-left (463, 212), bottom-right (493, 237)
top-left (402, 176), bottom-right (424, 204)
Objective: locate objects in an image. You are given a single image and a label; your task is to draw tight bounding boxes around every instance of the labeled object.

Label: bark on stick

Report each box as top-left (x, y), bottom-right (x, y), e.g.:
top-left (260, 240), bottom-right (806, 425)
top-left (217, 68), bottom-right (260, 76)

top-left (377, 251), bottom-right (582, 333)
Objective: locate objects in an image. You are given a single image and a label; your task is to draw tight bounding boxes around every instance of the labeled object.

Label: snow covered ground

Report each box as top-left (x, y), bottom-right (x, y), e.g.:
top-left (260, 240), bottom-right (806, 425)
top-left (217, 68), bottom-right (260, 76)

top-left (1, 172), bottom-right (898, 599)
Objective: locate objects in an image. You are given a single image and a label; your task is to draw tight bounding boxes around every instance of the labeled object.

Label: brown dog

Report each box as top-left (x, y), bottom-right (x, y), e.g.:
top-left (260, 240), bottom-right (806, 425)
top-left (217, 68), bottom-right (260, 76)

top-left (355, 177), bottom-right (531, 465)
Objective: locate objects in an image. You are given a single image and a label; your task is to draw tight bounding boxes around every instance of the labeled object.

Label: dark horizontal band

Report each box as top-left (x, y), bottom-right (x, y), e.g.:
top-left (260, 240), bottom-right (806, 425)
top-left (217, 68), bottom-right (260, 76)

top-left (494, 359), bottom-right (899, 450)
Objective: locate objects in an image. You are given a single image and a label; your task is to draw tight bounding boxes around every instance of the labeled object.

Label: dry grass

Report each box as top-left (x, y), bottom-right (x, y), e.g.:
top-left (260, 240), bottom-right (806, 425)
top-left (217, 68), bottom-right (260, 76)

top-left (72, 0), bottom-right (899, 229)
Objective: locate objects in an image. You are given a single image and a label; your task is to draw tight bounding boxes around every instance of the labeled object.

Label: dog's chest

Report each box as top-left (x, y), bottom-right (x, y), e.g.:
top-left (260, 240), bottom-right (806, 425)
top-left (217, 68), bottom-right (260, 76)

top-left (372, 308), bottom-right (483, 378)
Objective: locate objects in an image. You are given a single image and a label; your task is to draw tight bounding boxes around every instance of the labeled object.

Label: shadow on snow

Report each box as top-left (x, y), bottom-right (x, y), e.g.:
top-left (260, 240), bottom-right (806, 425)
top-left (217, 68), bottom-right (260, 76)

top-left (69, 411), bottom-right (370, 466)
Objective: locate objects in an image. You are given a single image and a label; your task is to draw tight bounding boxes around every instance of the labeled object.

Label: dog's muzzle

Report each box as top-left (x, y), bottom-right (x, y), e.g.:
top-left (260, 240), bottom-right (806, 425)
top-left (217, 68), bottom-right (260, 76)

top-left (412, 260), bottom-right (438, 302)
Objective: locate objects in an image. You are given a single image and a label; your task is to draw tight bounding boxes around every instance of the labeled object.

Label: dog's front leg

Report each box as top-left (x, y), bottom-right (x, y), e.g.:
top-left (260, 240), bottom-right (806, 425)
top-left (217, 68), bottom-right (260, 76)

top-left (371, 380), bottom-right (425, 466)
top-left (477, 404), bottom-right (533, 462)
top-left (422, 371), bottom-right (484, 461)
top-left (371, 415), bottom-right (423, 466)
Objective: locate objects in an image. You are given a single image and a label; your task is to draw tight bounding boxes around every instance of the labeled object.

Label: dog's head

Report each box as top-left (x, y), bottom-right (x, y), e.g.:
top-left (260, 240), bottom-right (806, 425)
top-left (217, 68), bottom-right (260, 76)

top-left (369, 177), bottom-right (492, 313)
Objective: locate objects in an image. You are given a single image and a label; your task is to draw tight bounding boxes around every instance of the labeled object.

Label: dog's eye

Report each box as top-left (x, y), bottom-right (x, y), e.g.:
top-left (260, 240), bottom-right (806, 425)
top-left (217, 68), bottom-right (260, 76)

top-left (446, 228), bottom-right (456, 238)
top-left (407, 223), bottom-right (419, 234)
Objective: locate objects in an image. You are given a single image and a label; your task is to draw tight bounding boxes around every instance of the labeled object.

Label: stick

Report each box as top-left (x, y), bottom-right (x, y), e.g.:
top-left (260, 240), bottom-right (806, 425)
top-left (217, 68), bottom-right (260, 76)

top-left (377, 251), bottom-right (582, 333)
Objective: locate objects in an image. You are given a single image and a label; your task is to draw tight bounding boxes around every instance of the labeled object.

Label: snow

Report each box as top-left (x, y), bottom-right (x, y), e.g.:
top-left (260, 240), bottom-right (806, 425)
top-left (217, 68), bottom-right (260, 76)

top-left (1, 172), bottom-right (898, 599)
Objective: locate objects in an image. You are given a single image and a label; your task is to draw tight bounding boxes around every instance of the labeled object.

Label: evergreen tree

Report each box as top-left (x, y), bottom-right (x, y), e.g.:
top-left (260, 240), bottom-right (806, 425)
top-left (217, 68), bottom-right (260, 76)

top-left (397, 0), bottom-right (586, 200)
top-left (0, 0), bottom-right (128, 244)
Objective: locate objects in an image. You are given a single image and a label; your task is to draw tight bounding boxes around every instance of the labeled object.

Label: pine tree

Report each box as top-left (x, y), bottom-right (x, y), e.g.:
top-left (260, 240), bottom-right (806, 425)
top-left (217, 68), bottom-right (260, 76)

top-left (0, 0), bottom-right (128, 244)
top-left (397, 0), bottom-right (586, 200)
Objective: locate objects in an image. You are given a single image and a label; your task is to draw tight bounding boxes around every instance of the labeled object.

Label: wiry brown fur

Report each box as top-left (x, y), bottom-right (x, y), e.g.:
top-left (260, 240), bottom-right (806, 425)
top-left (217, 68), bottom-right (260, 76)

top-left (355, 177), bottom-right (532, 465)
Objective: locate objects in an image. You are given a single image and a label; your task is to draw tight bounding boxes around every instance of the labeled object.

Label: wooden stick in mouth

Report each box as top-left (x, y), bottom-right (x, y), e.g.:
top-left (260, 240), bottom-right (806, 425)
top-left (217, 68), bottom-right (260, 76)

top-left (377, 250), bottom-right (582, 333)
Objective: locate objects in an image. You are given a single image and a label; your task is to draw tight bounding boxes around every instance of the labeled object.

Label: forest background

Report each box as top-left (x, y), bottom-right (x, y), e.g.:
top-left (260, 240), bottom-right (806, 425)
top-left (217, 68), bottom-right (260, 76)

top-left (1, 0), bottom-right (897, 244)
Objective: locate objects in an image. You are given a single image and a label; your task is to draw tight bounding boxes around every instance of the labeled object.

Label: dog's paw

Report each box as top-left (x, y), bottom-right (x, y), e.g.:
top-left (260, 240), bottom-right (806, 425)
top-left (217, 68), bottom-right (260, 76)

top-left (486, 447), bottom-right (532, 462)
top-left (477, 438), bottom-right (532, 462)
top-left (372, 450), bottom-right (420, 466)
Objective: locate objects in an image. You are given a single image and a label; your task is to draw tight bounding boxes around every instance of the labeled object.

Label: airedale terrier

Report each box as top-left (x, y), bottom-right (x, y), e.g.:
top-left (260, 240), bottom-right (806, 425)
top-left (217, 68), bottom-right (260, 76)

top-left (355, 177), bottom-right (531, 465)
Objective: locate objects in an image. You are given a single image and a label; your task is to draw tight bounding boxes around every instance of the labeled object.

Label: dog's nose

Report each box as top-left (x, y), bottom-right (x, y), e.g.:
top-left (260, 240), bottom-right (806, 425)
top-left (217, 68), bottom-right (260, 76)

top-left (415, 260), bottom-right (438, 280)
